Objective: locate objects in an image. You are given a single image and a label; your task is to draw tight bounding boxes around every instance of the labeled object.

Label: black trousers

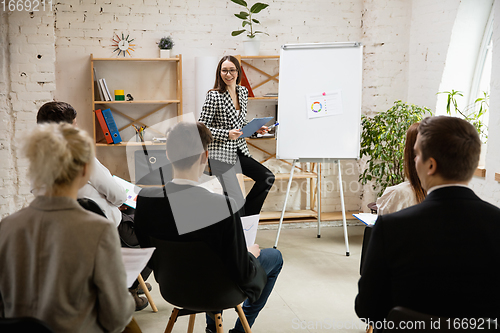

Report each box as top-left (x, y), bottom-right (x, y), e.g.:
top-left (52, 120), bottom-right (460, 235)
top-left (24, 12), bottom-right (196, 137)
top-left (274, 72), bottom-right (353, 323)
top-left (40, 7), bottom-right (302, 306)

top-left (118, 209), bottom-right (152, 290)
top-left (209, 150), bottom-right (275, 217)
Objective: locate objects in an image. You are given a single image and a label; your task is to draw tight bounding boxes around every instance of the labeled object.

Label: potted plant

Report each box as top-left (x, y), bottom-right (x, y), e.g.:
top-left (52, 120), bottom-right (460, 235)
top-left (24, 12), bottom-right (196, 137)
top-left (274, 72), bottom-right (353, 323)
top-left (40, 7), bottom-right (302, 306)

top-left (158, 36), bottom-right (174, 58)
top-left (438, 89), bottom-right (489, 166)
top-left (230, 0), bottom-right (269, 56)
top-left (359, 101), bottom-right (431, 197)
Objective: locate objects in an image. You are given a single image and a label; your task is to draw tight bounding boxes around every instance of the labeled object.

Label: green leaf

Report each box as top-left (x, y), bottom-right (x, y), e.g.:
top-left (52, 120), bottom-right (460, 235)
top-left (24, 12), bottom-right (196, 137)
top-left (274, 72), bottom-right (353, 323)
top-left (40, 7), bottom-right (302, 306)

top-left (252, 18), bottom-right (260, 24)
top-left (231, 0), bottom-right (248, 7)
top-left (238, 11), bottom-right (249, 18)
top-left (231, 30), bottom-right (246, 36)
top-left (235, 13), bottom-right (248, 19)
top-left (254, 31), bottom-right (269, 35)
top-left (250, 2), bottom-right (269, 13)
top-left (242, 21), bottom-right (251, 27)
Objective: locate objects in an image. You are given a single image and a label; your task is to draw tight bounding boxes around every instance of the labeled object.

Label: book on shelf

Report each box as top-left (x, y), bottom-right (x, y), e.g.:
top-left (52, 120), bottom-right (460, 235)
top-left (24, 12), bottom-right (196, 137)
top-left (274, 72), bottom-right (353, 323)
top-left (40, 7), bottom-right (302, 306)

top-left (240, 67), bottom-right (254, 97)
top-left (98, 78), bottom-right (112, 101)
top-left (101, 108), bottom-right (122, 144)
top-left (95, 109), bottom-right (113, 144)
top-left (93, 68), bottom-right (104, 101)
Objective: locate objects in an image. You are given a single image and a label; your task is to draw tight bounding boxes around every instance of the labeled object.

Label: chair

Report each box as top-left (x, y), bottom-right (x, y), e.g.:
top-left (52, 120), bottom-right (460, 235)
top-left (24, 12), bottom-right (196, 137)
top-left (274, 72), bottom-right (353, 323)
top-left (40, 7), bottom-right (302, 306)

top-left (149, 237), bottom-right (253, 333)
top-left (384, 306), bottom-right (498, 332)
top-left (77, 198), bottom-right (158, 312)
top-left (0, 317), bottom-right (54, 333)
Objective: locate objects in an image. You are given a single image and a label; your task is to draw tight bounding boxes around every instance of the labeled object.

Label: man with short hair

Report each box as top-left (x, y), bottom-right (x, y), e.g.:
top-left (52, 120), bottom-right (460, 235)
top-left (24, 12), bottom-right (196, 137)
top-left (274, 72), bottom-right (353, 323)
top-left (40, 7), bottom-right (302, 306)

top-left (355, 116), bottom-right (500, 324)
top-left (36, 101), bottom-right (150, 311)
top-left (134, 121), bottom-right (283, 333)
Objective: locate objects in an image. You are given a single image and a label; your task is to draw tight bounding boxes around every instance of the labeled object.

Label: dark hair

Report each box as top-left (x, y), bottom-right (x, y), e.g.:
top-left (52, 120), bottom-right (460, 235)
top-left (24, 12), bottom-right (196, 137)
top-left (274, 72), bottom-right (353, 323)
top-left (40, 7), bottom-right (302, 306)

top-left (166, 122), bottom-right (213, 170)
top-left (211, 55), bottom-right (242, 93)
top-left (37, 101), bottom-right (77, 124)
top-left (418, 116), bottom-right (481, 181)
top-left (404, 122), bottom-right (426, 203)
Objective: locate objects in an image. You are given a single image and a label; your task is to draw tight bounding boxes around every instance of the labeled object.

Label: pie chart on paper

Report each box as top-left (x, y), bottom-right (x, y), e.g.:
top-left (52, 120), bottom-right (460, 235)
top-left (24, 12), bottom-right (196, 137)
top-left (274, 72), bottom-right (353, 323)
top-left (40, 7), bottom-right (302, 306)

top-left (311, 101), bottom-right (322, 113)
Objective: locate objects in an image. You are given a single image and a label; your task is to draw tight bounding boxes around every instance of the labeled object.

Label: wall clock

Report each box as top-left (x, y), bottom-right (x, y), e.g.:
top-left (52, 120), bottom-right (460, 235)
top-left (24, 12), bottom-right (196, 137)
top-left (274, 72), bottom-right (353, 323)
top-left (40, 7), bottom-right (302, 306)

top-left (112, 33), bottom-right (135, 57)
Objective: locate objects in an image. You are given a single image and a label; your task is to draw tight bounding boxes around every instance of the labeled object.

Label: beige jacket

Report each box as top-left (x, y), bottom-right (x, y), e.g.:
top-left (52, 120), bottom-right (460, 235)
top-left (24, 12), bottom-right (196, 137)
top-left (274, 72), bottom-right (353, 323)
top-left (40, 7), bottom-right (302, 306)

top-left (0, 196), bottom-right (134, 333)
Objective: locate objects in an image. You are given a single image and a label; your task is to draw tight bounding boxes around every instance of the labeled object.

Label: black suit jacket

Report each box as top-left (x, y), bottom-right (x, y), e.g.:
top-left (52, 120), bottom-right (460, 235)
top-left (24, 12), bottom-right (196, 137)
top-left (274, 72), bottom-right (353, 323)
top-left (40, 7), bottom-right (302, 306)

top-left (355, 186), bottom-right (500, 322)
top-left (134, 182), bottom-right (266, 303)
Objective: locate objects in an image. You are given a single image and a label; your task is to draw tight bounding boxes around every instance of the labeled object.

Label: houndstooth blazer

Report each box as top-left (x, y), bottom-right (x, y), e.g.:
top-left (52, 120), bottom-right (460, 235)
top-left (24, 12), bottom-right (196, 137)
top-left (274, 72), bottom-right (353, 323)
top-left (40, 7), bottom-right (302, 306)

top-left (199, 85), bottom-right (251, 165)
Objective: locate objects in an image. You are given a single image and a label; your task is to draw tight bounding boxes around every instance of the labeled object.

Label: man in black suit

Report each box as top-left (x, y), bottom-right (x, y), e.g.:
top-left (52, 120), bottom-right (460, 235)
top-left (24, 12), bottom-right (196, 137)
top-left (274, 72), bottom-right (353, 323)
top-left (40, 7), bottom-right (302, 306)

top-left (355, 116), bottom-right (500, 326)
top-left (134, 121), bottom-right (283, 333)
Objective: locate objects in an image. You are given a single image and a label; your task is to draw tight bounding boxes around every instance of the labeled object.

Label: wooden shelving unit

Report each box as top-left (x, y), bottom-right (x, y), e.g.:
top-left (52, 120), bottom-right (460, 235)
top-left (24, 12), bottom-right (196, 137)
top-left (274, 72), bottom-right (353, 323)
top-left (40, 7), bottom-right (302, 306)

top-left (90, 54), bottom-right (182, 182)
top-left (90, 54), bottom-right (182, 146)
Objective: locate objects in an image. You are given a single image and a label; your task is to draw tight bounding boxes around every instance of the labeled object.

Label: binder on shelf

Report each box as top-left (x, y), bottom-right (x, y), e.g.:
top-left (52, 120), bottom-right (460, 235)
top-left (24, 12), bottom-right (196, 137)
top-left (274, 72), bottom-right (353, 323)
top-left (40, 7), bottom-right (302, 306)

top-left (240, 67), bottom-right (254, 97)
top-left (95, 109), bottom-right (113, 144)
top-left (101, 108), bottom-right (122, 144)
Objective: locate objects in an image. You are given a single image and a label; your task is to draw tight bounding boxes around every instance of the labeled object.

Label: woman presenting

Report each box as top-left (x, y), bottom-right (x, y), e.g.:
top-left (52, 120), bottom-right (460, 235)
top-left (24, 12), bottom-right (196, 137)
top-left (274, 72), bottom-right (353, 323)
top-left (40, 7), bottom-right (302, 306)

top-left (199, 55), bottom-right (275, 217)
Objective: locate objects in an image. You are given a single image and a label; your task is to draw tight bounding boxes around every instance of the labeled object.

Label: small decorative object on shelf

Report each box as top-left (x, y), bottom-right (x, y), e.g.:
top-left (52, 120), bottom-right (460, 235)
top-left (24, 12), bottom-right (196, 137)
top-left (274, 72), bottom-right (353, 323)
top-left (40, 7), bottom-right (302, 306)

top-left (158, 36), bottom-right (174, 58)
top-left (230, 0), bottom-right (269, 56)
top-left (126, 93), bottom-right (134, 101)
top-left (114, 90), bottom-right (125, 101)
top-left (112, 33), bottom-right (135, 57)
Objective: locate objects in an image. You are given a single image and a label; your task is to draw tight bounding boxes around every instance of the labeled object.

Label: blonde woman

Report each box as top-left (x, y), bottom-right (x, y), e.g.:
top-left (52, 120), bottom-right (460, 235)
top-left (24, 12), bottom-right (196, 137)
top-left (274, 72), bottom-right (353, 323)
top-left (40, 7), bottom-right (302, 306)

top-left (0, 123), bottom-right (135, 333)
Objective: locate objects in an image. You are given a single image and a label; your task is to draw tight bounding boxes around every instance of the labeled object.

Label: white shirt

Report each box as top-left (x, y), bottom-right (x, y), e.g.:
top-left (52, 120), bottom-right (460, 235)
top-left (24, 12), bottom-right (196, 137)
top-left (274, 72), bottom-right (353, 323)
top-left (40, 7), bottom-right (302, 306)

top-left (426, 183), bottom-right (469, 194)
top-left (376, 181), bottom-right (418, 216)
top-left (77, 158), bottom-right (127, 226)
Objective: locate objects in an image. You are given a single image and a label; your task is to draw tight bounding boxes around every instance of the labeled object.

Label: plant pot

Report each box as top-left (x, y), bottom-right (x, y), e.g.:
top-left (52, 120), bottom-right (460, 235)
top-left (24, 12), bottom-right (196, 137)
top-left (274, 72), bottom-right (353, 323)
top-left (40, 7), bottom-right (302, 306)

top-left (160, 49), bottom-right (171, 58)
top-left (243, 36), bottom-right (260, 56)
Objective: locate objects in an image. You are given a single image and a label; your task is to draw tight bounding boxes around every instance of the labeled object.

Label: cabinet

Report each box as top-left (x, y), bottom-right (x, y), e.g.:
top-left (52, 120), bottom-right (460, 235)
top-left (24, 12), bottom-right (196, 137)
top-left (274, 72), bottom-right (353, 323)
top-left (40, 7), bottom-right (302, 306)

top-left (237, 55), bottom-right (320, 222)
top-left (90, 54), bottom-right (182, 182)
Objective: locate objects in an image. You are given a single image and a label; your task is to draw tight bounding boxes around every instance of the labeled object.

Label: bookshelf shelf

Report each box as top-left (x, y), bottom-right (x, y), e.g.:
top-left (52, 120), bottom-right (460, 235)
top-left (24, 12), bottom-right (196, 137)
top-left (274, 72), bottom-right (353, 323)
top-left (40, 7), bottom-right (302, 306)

top-left (94, 100), bottom-right (180, 105)
top-left (92, 57), bottom-right (180, 62)
top-left (96, 142), bottom-right (166, 147)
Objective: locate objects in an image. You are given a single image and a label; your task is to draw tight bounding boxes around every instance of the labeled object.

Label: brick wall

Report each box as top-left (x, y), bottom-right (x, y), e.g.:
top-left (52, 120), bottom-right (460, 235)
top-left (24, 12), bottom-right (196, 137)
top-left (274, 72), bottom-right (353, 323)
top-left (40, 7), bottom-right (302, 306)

top-left (407, 0), bottom-right (460, 112)
top-left (3, 0), bottom-right (488, 217)
top-left (0, 10), bottom-right (56, 217)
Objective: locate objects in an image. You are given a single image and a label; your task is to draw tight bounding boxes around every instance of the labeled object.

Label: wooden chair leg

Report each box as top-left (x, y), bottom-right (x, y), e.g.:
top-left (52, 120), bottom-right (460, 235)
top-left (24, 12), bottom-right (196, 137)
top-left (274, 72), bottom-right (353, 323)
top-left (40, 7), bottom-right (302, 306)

top-left (366, 325), bottom-right (373, 333)
top-left (138, 274), bottom-right (158, 312)
top-left (187, 314), bottom-right (196, 333)
top-left (164, 308), bottom-right (179, 333)
top-left (235, 304), bottom-right (252, 333)
top-left (215, 312), bottom-right (224, 333)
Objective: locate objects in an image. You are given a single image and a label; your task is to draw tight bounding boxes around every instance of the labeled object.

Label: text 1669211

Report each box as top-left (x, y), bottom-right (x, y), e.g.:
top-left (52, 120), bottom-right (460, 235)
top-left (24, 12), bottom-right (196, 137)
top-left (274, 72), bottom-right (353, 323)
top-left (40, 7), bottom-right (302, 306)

top-left (1, 0), bottom-right (52, 11)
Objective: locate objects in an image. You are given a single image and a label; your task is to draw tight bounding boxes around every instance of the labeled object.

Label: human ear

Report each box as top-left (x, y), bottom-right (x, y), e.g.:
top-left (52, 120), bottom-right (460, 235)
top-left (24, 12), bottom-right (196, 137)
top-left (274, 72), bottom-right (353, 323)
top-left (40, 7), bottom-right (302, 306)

top-left (427, 157), bottom-right (438, 175)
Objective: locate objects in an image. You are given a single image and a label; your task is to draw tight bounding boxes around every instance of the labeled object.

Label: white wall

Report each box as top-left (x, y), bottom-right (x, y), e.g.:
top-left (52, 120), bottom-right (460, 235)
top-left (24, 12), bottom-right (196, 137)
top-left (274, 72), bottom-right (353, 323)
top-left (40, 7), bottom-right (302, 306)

top-left (407, 0), bottom-right (460, 113)
top-left (469, 0), bottom-right (500, 207)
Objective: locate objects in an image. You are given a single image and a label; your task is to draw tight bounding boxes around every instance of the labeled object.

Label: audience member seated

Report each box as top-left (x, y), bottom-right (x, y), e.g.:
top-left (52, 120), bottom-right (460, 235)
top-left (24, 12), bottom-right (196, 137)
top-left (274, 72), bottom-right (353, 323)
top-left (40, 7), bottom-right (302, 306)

top-left (0, 123), bottom-right (135, 333)
top-left (36, 101), bottom-right (151, 311)
top-left (134, 121), bottom-right (283, 333)
top-left (355, 116), bottom-right (500, 327)
top-left (376, 122), bottom-right (426, 215)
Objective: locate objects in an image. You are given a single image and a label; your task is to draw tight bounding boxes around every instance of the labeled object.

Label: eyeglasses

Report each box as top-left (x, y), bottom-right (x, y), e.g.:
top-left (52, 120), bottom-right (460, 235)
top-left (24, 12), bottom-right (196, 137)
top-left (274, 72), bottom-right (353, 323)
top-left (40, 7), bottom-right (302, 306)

top-left (221, 69), bottom-right (238, 75)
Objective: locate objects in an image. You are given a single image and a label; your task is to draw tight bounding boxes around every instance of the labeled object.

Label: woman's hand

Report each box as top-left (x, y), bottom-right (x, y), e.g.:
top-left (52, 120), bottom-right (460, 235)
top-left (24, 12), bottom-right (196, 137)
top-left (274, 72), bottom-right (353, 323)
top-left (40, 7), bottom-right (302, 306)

top-left (256, 126), bottom-right (269, 135)
top-left (229, 129), bottom-right (243, 140)
top-left (248, 244), bottom-right (261, 258)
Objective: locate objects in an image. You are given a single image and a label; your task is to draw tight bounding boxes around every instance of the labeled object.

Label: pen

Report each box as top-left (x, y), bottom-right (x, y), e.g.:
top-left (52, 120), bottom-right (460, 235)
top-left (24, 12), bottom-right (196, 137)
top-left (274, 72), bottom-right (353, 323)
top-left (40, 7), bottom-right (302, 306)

top-left (268, 122), bottom-right (279, 130)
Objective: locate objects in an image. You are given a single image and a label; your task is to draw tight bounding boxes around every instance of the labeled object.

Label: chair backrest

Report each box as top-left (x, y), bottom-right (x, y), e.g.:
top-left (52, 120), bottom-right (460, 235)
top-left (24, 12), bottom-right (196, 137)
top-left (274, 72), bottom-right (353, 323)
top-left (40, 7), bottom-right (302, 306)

top-left (0, 317), bottom-right (54, 333)
top-left (77, 198), bottom-right (106, 217)
top-left (149, 237), bottom-right (247, 312)
top-left (386, 306), bottom-right (498, 332)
